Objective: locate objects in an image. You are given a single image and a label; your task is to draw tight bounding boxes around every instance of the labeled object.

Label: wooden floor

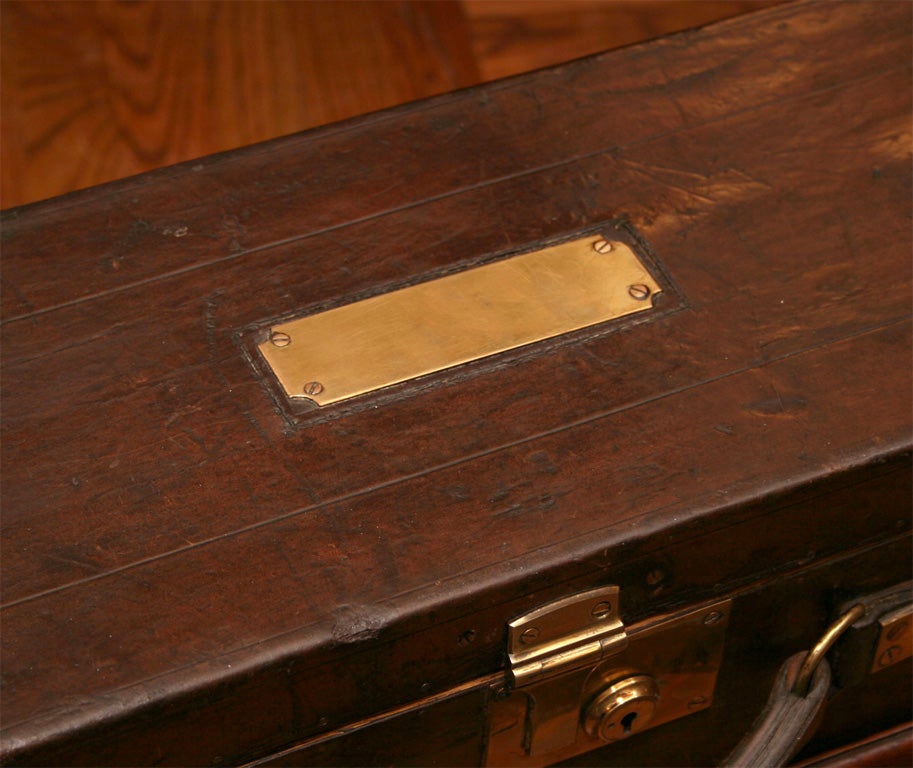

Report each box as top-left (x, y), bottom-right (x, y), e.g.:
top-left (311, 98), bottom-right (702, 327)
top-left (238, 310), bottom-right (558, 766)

top-left (0, 1), bottom-right (779, 208)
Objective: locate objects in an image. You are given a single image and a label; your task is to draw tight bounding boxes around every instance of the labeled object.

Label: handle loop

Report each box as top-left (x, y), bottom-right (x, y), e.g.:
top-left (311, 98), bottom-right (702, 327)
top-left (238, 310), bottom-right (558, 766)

top-left (792, 604), bottom-right (865, 697)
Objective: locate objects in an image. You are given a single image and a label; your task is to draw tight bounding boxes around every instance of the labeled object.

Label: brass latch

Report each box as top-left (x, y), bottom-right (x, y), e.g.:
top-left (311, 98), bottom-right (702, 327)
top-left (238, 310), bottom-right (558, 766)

top-left (508, 586), bottom-right (627, 689)
top-left (487, 588), bottom-right (731, 766)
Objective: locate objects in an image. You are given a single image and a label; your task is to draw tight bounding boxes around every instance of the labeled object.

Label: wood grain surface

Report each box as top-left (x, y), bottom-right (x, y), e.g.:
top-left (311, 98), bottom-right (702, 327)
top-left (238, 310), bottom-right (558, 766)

top-left (1, 0), bottom-right (776, 208)
top-left (464, 0), bottom-right (781, 80)
top-left (1, 1), bottom-right (911, 765)
top-left (0, 0), bottom-right (478, 208)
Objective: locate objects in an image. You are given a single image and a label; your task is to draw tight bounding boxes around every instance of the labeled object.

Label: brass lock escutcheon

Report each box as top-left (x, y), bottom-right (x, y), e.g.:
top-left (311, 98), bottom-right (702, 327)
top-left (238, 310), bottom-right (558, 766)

top-left (485, 587), bottom-right (731, 766)
top-left (582, 672), bottom-right (660, 742)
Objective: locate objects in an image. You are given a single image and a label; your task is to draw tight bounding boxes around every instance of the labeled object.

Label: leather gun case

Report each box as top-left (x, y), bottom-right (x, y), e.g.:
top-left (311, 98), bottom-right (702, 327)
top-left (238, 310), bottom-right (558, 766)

top-left (1, 1), bottom-right (911, 765)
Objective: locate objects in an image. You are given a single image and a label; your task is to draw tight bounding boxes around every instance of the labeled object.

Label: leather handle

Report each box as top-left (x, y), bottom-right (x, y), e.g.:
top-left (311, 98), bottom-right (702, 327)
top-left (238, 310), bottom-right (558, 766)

top-left (722, 651), bottom-right (831, 768)
top-left (722, 604), bottom-right (866, 768)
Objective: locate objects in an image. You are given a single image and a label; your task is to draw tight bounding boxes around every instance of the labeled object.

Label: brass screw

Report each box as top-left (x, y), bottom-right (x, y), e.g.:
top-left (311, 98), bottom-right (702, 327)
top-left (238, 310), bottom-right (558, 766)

top-left (703, 611), bottom-right (724, 626)
top-left (878, 645), bottom-right (904, 668)
top-left (591, 601), bottom-right (614, 620)
top-left (628, 284), bottom-right (651, 300)
top-left (687, 696), bottom-right (708, 710)
top-left (303, 381), bottom-right (325, 396)
top-left (269, 331), bottom-right (291, 347)
top-left (520, 627), bottom-right (540, 645)
top-left (593, 239), bottom-right (614, 254)
top-left (493, 685), bottom-right (511, 701)
top-left (646, 569), bottom-right (665, 586)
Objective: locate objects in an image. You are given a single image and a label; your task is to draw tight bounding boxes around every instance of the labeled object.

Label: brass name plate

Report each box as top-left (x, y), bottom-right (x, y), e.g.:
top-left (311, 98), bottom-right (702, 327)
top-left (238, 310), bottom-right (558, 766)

top-left (259, 237), bottom-right (661, 405)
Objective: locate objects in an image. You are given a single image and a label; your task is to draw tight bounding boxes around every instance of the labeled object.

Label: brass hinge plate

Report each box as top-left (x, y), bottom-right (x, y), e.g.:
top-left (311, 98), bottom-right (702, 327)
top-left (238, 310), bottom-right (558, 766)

top-left (508, 586), bottom-right (627, 689)
top-left (258, 237), bottom-right (662, 405)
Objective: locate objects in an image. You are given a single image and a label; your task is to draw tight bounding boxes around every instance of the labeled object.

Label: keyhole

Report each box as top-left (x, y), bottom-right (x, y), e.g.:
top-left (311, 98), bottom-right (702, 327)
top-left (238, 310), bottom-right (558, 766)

top-left (621, 711), bottom-right (638, 734)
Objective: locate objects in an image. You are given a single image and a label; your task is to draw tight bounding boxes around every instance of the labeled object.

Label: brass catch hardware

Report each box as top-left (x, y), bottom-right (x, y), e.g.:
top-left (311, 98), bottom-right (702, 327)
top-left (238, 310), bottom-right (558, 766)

top-left (831, 581), bottom-right (913, 686)
top-left (486, 588), bottom-right (731, 766)
top-left (871, 602), bottom-right (912, 672)
top-left (258, 236), bottom-right (662, 406)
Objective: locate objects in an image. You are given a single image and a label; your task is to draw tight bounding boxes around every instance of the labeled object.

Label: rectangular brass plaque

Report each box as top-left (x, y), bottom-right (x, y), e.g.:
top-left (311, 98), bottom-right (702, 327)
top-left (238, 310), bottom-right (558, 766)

top-left (259, 236), bottom-right (661, 405)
